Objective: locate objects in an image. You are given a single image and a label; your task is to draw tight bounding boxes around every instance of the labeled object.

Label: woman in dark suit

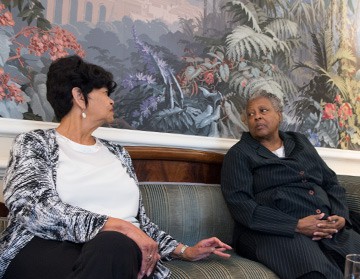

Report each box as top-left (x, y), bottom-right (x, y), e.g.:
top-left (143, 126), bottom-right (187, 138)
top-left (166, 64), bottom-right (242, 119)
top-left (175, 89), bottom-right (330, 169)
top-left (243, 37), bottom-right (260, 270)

top-left (221, 90), bottom-right (360, 279)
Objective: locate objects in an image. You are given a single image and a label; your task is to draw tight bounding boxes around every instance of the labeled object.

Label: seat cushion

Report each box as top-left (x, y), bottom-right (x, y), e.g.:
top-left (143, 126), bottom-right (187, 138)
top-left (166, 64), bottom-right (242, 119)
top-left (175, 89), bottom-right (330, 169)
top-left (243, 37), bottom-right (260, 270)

top-left (163, 251), bottom-right (279, 279)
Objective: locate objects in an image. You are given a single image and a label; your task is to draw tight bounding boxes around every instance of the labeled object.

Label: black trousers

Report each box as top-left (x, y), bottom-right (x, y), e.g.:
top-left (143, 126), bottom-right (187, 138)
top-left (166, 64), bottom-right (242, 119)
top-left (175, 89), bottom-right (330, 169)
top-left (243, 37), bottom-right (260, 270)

top-left (4, 231), bottom-right (150, 279)
top-left (235, 226), bottom-right (360, 279)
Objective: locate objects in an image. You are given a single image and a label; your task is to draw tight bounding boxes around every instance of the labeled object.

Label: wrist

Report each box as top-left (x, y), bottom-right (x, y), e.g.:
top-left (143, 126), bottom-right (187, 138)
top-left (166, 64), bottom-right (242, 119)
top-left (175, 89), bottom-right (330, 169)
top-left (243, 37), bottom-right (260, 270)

top-left (173, 244), bottom-right (189, 260)
top-left (179, 244), bottom-right (189, 260)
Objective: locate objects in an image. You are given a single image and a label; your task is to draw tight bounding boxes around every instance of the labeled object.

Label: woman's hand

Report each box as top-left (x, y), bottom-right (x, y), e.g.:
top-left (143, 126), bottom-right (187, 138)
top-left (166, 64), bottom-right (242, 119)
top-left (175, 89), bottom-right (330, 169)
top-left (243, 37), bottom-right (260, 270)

top-left (101, 217), bottom-right (160, 279)
top-left (326, 215), bottom-right (346, 230)
top-left (296, 213), bottom-right (340, 240)
top-left (174, 237), bottom-right (232, 262)
top-left (312, 215), bottom-right (346, 240)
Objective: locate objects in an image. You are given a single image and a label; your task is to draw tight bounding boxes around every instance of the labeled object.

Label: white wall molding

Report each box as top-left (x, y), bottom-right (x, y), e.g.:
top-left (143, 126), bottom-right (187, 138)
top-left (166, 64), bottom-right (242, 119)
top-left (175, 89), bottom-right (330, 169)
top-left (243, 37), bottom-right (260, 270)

top-left (0, 118), bottom-right (359, 176)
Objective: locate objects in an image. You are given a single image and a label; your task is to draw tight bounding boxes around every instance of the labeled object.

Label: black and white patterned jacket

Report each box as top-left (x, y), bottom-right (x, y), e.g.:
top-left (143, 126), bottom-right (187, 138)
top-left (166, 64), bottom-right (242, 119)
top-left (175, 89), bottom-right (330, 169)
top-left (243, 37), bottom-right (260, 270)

top-left (0, 129), bottom-right (178, 278)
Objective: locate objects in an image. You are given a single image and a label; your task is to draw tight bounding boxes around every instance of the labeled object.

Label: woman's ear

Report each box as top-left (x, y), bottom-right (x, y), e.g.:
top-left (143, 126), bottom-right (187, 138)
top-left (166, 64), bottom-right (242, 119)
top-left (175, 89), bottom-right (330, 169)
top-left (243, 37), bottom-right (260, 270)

top-left (241, 111), bottom-right (248, 126)
top-left (278, 111), bottom-right (283, 123)
top-left (71, 87), bottom-right (85, 109)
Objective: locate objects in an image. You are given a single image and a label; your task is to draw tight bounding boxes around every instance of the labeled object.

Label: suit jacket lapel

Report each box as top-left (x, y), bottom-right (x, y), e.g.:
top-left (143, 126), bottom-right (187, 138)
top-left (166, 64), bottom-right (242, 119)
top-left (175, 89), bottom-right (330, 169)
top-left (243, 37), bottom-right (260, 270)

top-left (242, 131), bottom-right (301, 159)
top-left (280, 131), bottom-right (297, 157)
top-left (242, 132), bottom-right (275, 159)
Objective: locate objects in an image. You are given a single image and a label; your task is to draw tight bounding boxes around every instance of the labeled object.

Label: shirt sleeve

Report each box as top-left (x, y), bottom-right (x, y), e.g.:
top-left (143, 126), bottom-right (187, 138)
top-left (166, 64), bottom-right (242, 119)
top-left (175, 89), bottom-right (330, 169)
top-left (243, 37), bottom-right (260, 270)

top-left (221, 146), bottom-right (299, 237)
top-left (3, 131), bottom-right (108, 243)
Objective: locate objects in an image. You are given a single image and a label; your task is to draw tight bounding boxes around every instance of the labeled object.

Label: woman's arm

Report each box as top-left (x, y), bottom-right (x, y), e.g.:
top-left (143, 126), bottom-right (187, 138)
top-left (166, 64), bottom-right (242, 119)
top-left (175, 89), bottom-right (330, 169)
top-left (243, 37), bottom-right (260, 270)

top-left (299, 133), bottom-right (350, 223)
top-left (3, 131), bottom-right (107, 243)
top-left (171, 238), bottom-right (231, 261)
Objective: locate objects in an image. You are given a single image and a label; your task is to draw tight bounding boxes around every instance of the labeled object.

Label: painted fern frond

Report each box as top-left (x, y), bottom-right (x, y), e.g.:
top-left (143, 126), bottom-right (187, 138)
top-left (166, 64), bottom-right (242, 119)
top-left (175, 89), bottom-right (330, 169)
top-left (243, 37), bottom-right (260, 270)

top-left (319, 67), bottom-right (347, 96)
top-left (265, 18), bottom-right (298, 40)
top-left (272, 71), bottom-right (298, 101)
top-left (292, 61), bottom-right (317, 72)
top-left (329, 48), bottom-right (357, 67)
top-left (226, 26), bottom-right (277, 61)
top-left (289, 0), bottom-right (313, 30)
top-left (311, 33), bottom-right (326, 69)
top-left (222, 1), bottom-right (261, 32)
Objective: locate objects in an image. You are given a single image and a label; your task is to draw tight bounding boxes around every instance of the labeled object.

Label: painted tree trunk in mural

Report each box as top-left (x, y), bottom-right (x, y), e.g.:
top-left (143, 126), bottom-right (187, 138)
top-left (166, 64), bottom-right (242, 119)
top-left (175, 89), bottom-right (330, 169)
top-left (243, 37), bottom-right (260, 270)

top-left (203, 0), bottom-right (207, 35)
top-left (0, 0), bottom-right (359, 150)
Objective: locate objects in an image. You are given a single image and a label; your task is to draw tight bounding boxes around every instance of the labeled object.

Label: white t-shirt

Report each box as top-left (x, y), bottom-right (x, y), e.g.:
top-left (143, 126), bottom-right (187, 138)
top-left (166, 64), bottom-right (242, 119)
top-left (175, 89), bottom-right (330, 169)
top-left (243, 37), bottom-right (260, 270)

top-left (56, 132), bottom-right (140, 227)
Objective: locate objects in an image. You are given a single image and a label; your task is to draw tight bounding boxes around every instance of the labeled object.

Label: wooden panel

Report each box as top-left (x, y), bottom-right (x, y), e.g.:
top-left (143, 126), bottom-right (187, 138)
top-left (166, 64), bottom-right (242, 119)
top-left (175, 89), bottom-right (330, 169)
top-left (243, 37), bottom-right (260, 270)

top-left (126, 146), bottom-right (224, 183)
top-left (0, 146), bottom-right (224, 217)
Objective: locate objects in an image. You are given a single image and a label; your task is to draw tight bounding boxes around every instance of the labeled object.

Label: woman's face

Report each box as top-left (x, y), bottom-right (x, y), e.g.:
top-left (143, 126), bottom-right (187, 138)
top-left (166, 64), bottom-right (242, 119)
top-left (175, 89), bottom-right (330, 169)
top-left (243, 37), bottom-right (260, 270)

top-left (246, 96), bottom-right (282, 141)
top-left (86, 87), bottom-right (114, 125)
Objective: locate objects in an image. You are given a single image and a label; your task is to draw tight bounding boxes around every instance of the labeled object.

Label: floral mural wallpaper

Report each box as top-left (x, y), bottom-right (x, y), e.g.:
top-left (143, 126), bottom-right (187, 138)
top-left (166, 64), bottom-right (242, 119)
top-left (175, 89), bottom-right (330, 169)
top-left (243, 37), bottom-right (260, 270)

top-left (0, 0), bottom-right (360, 150)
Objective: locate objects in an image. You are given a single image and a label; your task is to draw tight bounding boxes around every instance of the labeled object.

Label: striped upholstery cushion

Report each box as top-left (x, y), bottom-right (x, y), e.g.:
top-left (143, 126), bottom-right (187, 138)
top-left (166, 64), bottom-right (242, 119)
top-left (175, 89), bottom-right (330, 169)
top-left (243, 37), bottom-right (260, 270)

top-left (163, 251), bottom-right (278, 279)
top-left (139, 182), bottom-right (234, 246)
top-left (338, 175), bottom-right (360, 213)
top-left (0, 217), bottom-right (6, 233)
top-left (139, 182), bottom-right (279, 278)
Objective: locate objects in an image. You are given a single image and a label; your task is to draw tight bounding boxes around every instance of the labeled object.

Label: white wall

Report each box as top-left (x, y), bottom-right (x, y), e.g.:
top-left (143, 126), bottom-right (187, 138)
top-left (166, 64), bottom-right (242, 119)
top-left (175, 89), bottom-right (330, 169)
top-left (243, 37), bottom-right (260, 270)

top-left (1, 118), bottom-right (360, 202)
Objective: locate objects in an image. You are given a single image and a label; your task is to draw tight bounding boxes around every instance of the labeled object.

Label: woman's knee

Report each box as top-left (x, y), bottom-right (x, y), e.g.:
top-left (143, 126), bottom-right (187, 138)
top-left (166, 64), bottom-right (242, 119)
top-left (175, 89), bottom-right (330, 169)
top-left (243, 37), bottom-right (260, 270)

top-left (88, 231), bottom-right (140, 255)
top-left (70, 231), bottom-right (142, 279)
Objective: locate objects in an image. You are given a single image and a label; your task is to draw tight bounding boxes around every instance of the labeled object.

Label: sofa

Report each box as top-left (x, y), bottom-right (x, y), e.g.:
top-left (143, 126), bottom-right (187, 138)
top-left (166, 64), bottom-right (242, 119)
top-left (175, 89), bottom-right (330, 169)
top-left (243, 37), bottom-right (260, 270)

top-left (1, 146), bottom-right (360, 278)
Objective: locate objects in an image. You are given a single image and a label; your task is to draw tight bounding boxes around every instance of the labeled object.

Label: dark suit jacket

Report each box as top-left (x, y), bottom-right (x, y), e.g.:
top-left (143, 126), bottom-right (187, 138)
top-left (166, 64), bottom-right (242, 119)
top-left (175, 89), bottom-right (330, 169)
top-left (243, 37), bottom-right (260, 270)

top-left (221, 131), bottom-right (357, 278)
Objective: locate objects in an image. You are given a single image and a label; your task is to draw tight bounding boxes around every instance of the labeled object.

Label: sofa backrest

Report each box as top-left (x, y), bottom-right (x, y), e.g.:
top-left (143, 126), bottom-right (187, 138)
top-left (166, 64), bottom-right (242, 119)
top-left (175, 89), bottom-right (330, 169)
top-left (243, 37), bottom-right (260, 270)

top-left (139, 182), bottom-right (234, 246)
top-left (338, 175), bottom-right (360, 214)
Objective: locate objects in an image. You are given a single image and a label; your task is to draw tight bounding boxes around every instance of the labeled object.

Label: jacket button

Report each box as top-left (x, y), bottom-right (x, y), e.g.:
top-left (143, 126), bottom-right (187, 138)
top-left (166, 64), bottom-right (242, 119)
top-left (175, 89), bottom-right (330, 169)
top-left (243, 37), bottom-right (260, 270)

top-left (316, 209), bottom-right (321, 214)
top-left (299, 171), bottom-right (305, 175)
top-left (309, 190), bottom-right (314, 195)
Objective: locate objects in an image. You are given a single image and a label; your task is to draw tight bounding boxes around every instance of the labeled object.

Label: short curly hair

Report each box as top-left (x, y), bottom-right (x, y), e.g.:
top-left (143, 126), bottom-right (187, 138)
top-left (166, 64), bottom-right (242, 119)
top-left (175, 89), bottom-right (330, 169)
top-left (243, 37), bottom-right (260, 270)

top-left (46, 55), bottom-right (117, 121)
top-left (247, 90), bottom-right (284, 113)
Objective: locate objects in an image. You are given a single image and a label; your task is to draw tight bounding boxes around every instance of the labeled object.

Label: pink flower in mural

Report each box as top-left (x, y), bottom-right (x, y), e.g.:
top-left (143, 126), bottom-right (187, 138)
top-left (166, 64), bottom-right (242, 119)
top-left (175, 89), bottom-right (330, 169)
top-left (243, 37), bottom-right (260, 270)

top-left (27, 26), bottom-right (85, 60)
top-left (0, 5), bottom-right (14, 26)
top-left (338, 102), bottom-right (353, 120)
top-left (241, 79), bottom-right (248, 88)
top-left (334, 94), bottom-right (342, 104)
top-left (203, 71), bottom-right (214, 85)
top-left (11, 26), bottom-right (85, 62)
top-left (322, 103), bottom-right (336, 119)
top-left (0, 70), bottom-right (24, 103)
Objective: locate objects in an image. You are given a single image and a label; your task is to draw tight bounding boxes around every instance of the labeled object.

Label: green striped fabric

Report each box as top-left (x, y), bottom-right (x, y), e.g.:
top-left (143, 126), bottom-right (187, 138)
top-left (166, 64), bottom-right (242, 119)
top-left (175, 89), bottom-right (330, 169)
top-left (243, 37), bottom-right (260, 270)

top-left (338, 175), bottom-right (360, 214)
top-left (139, 182), bottom-right (278, 278)
top-left (163, 251), bottom-right (278, 279)
top-left (0, 217), bottom-right (6, 233)
top-left (139, 182), bottom-right (234, 246)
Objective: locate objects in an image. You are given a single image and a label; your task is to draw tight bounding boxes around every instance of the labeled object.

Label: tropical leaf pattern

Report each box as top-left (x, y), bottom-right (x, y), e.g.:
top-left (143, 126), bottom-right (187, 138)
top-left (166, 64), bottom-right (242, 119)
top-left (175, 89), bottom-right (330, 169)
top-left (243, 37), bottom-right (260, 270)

top-left (0, 0), bottom-right (359, 149)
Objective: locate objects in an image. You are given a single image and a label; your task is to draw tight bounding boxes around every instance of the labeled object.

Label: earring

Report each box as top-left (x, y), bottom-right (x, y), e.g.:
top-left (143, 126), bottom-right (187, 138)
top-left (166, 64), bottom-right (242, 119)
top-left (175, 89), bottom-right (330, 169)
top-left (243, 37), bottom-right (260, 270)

top-left (81, 111), bottom-right (87, 119)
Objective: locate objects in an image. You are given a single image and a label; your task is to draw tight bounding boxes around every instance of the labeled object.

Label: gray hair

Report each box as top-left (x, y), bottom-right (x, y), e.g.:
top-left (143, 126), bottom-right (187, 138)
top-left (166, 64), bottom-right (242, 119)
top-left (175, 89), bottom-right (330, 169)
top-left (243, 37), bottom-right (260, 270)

top-left (247, 90), bottom-right (284, 112)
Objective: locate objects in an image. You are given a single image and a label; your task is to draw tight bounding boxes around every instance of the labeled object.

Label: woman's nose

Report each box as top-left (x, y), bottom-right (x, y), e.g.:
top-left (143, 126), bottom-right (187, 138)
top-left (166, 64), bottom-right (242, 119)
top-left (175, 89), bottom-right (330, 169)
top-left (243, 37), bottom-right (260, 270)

top-left (254, 113), bottom-right (262, 120)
